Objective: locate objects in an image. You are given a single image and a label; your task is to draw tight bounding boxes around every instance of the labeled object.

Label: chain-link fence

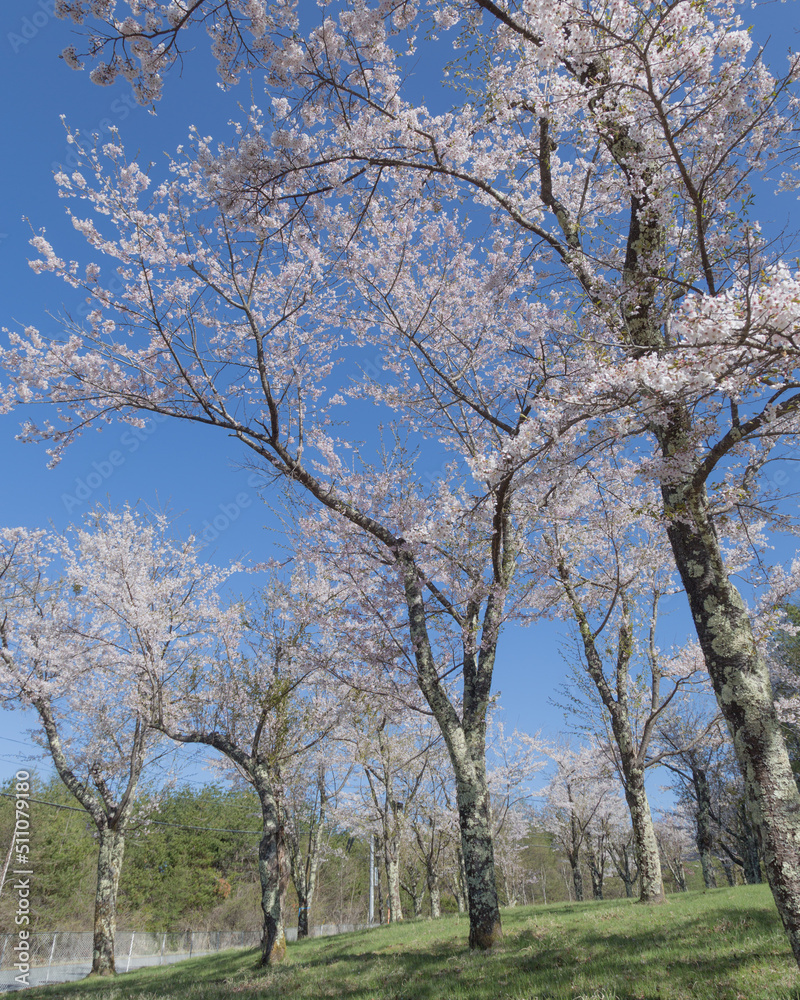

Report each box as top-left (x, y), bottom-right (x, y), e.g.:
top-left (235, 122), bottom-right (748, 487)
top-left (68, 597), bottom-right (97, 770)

top-left (0, 923), bottom-right (371, 991)
top-left (0, 929), bottom-right (260, 992)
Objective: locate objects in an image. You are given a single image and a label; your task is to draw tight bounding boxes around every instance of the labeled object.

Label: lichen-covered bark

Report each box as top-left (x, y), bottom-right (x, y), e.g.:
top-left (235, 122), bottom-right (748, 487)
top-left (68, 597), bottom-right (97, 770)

top-left (721, 857), bottom-right (736, 886)
top-left (452, 761), bottom-right (502, 949)
top-left (453, 845), bottom-right (468, 915)
top-left (623, 769), bottom-right (665, 904)
top-left (385, 852), bottom-right (403, 923)
top-left (662, 473), bottom-right (800, 962)
top-left (34, 699), bottom-right (144, 980)
top-left (159, 728), bottom-right (289, 964)
top-left (91, 826), bottom-right (125, 976)
top-left (396, 544), bottom-right (506, 951)
top-left (253, 766), bottom-right (287, 965)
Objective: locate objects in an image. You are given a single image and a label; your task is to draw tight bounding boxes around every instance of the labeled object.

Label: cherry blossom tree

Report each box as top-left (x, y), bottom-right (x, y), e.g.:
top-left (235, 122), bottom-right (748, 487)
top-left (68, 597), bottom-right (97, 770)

top-left (485, 719), bottom-right (546, 904)
top-left (656, 695), bottom-right (727, 890)
top-left (0, 507), bottom-right (229, 976)
top-left (539, 742), bottom-right (619, 902)
top-left (542, 466), bottom-right (714, 902)
top-left (151, 578), bottom-right (343, 964)
top-left (403, 738), bottom-right (460, 920)
top-left (343, 708), bottom-right (442, 923)
top-left (6, 0), bottom-right (800, 960)
top-left (282, 754), bottom-right (351, 939)
top-left (655, 809), bottom-right (695, 893)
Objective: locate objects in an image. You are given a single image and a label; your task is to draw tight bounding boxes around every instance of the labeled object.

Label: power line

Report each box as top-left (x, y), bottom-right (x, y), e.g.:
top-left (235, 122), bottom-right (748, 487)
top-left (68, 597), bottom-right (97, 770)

top-left (0, 735), bottom-right (39, 748)
top-left (0, 792), bottom-right (261, 836)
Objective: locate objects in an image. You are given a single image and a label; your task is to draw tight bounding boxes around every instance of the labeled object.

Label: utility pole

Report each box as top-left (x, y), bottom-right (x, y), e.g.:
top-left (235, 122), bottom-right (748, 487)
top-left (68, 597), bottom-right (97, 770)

top-left (368, 833), bottom-right (375, 924)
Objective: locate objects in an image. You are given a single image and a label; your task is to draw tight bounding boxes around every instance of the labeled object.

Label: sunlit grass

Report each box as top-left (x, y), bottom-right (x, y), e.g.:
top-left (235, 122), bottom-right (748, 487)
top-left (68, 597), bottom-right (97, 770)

top-left (21, 885), bottom-right (799, 1000)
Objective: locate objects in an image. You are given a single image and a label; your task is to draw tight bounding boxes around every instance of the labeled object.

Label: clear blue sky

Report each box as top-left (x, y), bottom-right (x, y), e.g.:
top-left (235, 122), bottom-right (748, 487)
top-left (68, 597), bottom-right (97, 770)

top-left (0, 0), bottom-right (797, 803)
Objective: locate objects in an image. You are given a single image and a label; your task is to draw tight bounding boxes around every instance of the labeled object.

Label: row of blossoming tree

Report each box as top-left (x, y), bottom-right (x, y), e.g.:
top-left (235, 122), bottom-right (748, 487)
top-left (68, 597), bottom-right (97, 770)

top-left (0, 503), bottom-right (793, 970)
top-left (2, 0), bottom-right (800, 972)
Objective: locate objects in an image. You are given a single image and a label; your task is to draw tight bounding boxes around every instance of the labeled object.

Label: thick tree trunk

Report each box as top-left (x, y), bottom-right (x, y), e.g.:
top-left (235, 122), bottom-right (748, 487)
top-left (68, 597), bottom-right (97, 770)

top-left (297, 893), bottom-right (310, 939)
top-left (385, 853), bottom-right (403, 923)
top-left (662, 474), bottom-right (800, 962)
top-left (376, 854), bottom-right (385, 924)
top-left (428, 872), bottom-right (441, 918)
top-left (570, 858), bottom-right (584, 902)
top-left (623, 769), bottom-right (665, 904)
top-left (253, 770), bottom-right (287, 965)
top-left (90, 825), bottom-right (124, 977)
top-left (451, 761), bottom-right (502, 949)
top-left (587, 847), bottom-right (604, 901)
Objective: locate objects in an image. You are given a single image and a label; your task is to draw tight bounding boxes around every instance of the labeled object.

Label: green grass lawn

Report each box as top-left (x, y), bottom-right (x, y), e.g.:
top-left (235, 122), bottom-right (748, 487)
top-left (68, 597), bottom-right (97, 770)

top-left (19, 885), bottom-right (799, 1000)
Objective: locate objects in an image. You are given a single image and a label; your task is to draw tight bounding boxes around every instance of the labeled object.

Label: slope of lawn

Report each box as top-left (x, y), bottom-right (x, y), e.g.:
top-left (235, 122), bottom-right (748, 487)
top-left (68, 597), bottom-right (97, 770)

top-left (18, 885), bottom-right (799, 1000)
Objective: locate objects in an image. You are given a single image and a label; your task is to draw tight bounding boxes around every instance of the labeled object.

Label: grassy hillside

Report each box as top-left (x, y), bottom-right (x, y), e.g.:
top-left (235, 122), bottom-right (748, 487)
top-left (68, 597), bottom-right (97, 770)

top-left (19, 885), bottom-right (799, 1000)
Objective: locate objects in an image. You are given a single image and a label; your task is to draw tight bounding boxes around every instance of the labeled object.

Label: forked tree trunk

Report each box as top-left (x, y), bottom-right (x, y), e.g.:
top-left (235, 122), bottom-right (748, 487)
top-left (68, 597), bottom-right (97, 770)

top-left (402, 875), bottom-right (424, 919)
top-left (666, 855), bottom-right (688, 893)
top-left (610, 842), bottom-right (637, 898)
top-left (662, 472), bottom-right (800, 962)
top-left (253, 768), bottom-right (287, 965)
top-left (90, 825), bottom-right (125, 976)
top-left (503, 867), bottom-right (518, 907)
